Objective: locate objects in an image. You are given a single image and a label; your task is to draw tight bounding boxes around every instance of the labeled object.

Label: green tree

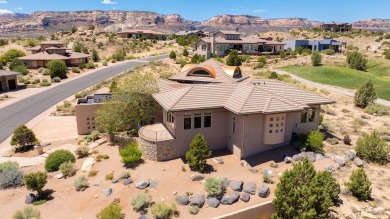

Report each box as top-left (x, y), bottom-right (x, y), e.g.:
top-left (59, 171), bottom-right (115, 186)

top-left (96, 203), bottom-right (123, 219)
top-left (24, 172), bottom-right (47, 197)
top-left (0, 38), bottom-right (8, 47)
top-left (71, 26), bottom-right (78, 34)
top-left (73, 43), bottom-right (81, 52)
top-left (45, 149), bottom-right (76, 172)
top-left (384, 50), bottom-right (390, 59)
top-left (112, 49), bottom-right (126, 61)
top-left (347, 51), bottom-right (367, 71)
top-left (311, 50), bottom-right (322, 66)
top-left (191, 54), bottom-right (200, 64)
top-left (9, 59), bottom-right (26, 71)
top-left (10, 125), bottom-right (38, 151)
top-left (354, 79), bottom-right (377, 108)
top-left (257, 56), bottom-right (267, 68)
top-left (306, 130), bottom-right (324, 152)
top-left (47, 60), bottom-right (68, 79)
top-left (0, 49), bottom-right (25, 65)
top-left (226, 50), bottom-right (242, 66)
top-left (169, 51), bottom-right (176, 60)
top-left (355, 130), bottom-right (389, 164)
top-left (345, 168), bottom-right (371, 201)
top-left (272, 159), bottom-right (340, 219)
top-left (185, 134), bottom-right (212, 172)
top-left (91, 49), bottom-right (100, 62)
top-left (182, 48), bottom-right (189, 57)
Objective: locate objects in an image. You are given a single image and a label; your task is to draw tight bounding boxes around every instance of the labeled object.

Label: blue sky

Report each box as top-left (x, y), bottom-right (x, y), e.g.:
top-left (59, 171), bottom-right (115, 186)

top-left (0, 0), bottom-right (389, 22)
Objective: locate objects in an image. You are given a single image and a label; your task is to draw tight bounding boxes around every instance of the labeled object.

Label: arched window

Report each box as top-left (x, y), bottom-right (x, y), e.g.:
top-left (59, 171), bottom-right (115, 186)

top-left (191, 70), bottom-right (212, 76)
top-left (187, 67), bottom-right (216, 78)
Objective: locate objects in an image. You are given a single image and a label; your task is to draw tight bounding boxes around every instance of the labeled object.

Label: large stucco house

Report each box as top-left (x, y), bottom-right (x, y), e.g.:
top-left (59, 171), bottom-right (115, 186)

top-left (283, 38), bottom-right (347, 53)
top-left (194, 30), bottom-right (285, 58)
top-left (138, 59), bottom-right (334, 161)
top-left (19, 41), bottom-right (90, 69)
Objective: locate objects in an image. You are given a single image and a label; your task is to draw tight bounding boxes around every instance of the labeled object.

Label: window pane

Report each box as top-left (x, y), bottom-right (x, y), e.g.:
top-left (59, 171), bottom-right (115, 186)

top-left (184, 117), bottom-right (191, 130)
top-left (308, 109), bottom-right (315, 122)
top-left (301, 111), bottom-right (307, 123)
top-left (194, 115), bottom-right (201, 129)
top-left (204, 113), bottom-right (211, 128)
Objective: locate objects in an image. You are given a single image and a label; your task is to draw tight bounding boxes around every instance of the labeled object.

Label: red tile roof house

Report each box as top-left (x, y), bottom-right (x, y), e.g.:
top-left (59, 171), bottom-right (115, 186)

top-left (19, 41), bottom-right (90, 69)
top-left (138, 59), bottom-right (334, 161)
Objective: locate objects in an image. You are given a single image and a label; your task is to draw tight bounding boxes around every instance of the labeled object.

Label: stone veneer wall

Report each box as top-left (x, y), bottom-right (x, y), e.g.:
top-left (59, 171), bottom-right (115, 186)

top-left (140, 137), bottom-right (177, 161)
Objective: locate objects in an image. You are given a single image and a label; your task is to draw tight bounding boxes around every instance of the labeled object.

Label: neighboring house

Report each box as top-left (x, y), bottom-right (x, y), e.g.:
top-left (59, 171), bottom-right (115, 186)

top-left (117, 29), bottom-right (165, 40)
top-left (283, 38), bottom-right (347, 52)
top-left (175, 30), bottom-right (203, 37)
top-left (19, 41), bottom-right (90, 69)
top-left (0, 70), bottom-right (19, 92)
top-left (320, 22), bottom-right (352, 32)
top-left (138, 59), bottom-right (334, 161)
top-left (194, 30), bottom-right (285, 58)
top-left (75, 94), bottom-right (111, 135)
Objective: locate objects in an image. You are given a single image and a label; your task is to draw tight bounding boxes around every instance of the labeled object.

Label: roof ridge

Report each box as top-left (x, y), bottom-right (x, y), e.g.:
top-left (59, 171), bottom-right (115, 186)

top-left (263, 96), bottom-right (273, 112)
top-left (237, 85), bottom-right (256, 114)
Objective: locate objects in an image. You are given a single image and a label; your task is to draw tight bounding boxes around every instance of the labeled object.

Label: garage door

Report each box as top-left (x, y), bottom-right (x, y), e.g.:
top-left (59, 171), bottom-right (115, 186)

top-left (8, 79), bottom-right (16, 90)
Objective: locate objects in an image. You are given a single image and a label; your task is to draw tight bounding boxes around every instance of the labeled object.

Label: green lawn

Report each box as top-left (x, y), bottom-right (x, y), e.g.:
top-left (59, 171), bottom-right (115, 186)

top-left (282, 61), bottom-right (390, 100)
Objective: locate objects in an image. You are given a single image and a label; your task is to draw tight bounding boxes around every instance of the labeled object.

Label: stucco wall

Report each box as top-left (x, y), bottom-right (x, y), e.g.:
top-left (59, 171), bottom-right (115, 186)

top-left (213, 201), bottom-right (276, 219)
top-left (75, 103), bottom-right (101, 135)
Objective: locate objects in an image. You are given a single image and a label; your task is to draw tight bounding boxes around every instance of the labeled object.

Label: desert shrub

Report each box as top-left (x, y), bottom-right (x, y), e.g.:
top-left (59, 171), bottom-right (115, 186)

top-left (343, 135), bottom-right (352, 145)
top-left (185, 134), bottom-right (211, 172)
top-left (345, 168), bottom-right (371, 201)
top-left (119, 142), bottom-right (142, 167)
top-left (301, 48), bottom-right (312, 56)
top-left (85, 62), bottom-right (95, 69)
top-left (75, 91), bottom-right (86, 98)
top-left (151, 202), bottom-right (177, 219)
top-left (347, 51), bottom-right (367, 71)
top-left (12, 207), bottom-right (41, 219)
top-left (91, 49), bottom-right (100, 62)
top-left (131, 193), bottom-right (153, 212)
top-left (74, 175), bottom-right (89, 191)
top-left (119, 172), bottom-right (130, 179)
top-left (88, 170), bottom-right (98, 177)
top-left (0, 49), bottom-right (25, 64)
top-left (47, 60), bottom-right (67, 79)
top-left (384, 50), bottom-right (390, 59)
top-left (354, 80), bottom-right (377, 108)
top-left (102, 61), bottom-right (107, 66)
top-left (96, 154), bottom-right (110, 162)
top-left (182, 48), bottom-right (189, 57)
top-left (272, 159), bottom-right (340, 219)
top-left (9, 59), bottom-right (26, 71)
top-left (226, 50), bottom-right (242, 66)
top-left (13, 65), bottom-right (29, 75)
top-left (75, 145), bottom-right (89, 158)
top-left (71, 67), bottom-right (80, 73)
top-left (79, 63), bottom-right (86, 69)
top-left (323, 49), bottom-right (335, 55)
top-left (311, 50), bottom-right (322, 66)
top-left (169, 51), bottom-right (176, 59)
top-left (364, 103), bottom-right (389, 116)
top-left (52, 77), bottom-right (61, 83)
top-left (355, 131), bottom-right (389, 164)
top-left (112, 49), bottom-right (126, 61)
top-left (321, 120), bottom-right (332, 132)
top-left (105, 173), bottom-right (114, 180)
top-left (280, 51), bottom-right (286, 58)
top-left (96, 203), bottom-right (123, 219)
top-left (90, 130), bottom-right (100, 140)
top-left (24, 172), bottom-right (47, 197)
top-left (0, 161), bottom-right (23, 189)
top-left (59, 161), bottom-right (76, 178)
top-left (10, 125), bottom-right (38, 151)
top-left (204, 177), bottom-right (225, 198)
top-left (268, 71), bottom-right (279, 79)
top-left (306, 130), bottom-right (324, 152)
top-left (45, 149), bottom-right (76, 172)
top-left (39, 81), bottom-right (51, 87)
top-left (0, 38), bottom-right (8, 47)
top-left (257, 56), bottom-right (267, 68)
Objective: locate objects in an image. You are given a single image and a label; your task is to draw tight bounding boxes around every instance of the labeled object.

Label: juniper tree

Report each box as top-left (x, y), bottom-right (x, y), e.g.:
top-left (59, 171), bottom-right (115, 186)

top-left (354, 79), bottom-right (377, 108)
top-left (185, 134), bottom-right (212, 172)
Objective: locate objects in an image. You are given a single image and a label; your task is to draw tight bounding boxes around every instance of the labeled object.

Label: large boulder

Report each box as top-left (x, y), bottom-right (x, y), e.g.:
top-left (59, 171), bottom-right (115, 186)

top-left (207, 197), bottom-right (220, 208)
top-left (240, 192), bottom-right (250, 202)
top-left (175, 194), bottom-right (189, 206)
top-left (190, 194), bottom-right (205, 208)
top-left (307, 152), bottom-right (316, 162)
top-left (82, 157), bottom-right (96, 172)
top-left (135, 180), bottom-right (149, 189)
top-left (354, 157), bottom-right (364, 167)
top-left (258, 184), bottom-right (270, 198)
top-left (191, 174), bottom-right (204, 181)
top-left (220, 192), bottom-right (240, 205)
top-left (243, 182), bottom-right (256, 195)
top-left (229, 180), bottom-right (243, 192)
top-left (25, 193), bottom-right (36, 204)
top-left (103, 188), bottom-right (112, 196)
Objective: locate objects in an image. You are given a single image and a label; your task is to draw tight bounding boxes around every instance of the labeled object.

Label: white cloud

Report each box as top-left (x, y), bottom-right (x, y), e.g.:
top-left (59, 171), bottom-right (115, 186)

top-left (0, 9), bottom-right (13, 14)
top-left (0, 1), bottom-right (7, 4)
top-left (102, 0), bottom-right (117, 4)
top-left (252, 9), bottom-right (267, 14)
top-left (17, 7), bottom-right (22, 10)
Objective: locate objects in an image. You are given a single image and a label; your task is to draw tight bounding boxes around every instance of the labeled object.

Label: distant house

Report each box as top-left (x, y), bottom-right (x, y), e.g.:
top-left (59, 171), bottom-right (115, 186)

top-left (19, 41), bottom-right (90, 69)
top-left (320, 22), bottom-right (352, 32)
top-left (138, 59), bottom-right (334, 161)
top-left (175, 30), bottom-right (204, 37)
top-left (194, 30), bottom-right (285, 58)
top-left (117, 29), bottom-right (165, 40)
top-left (0, 70), bottom-right (19, 92)
top-left (283, 38), bottom-right (347, 52)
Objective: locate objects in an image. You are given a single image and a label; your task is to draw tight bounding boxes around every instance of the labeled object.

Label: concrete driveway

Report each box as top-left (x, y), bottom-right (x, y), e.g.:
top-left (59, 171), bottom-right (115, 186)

top-left (0, 55), bottom-right (167, 144)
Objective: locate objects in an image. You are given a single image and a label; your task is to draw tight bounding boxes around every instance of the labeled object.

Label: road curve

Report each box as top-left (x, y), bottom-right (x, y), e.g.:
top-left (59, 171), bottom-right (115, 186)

top-left (0, 55), bottom-right (167, 143)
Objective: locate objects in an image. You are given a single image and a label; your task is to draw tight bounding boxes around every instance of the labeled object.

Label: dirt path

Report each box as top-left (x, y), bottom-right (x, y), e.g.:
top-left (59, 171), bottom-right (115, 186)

top-left (273, 69), bottom-right (390, 107)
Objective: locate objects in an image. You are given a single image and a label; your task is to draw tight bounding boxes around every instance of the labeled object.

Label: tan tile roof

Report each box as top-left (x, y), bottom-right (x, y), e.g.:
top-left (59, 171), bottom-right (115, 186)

top-left (264, 41), bottom-right (286, 45)
top-left (217, 30), bottom-right (242, 35)
top-left (19, 52), bottom-right (70, 61)
top-left (67, 52), bottom-right (90, 59)
top-left (45, 47), bottom-right (68, 50)
top-left (154, 79), bottom-right (335, 114)
top-left (117, 29), bottom-right (164, 35)
top-left (200, 37), bottom-right (267, 44)
top-left (38, 41), bottom-right (65, 45)
top-left (169, 59), bottom-right (249, 83)
top-left (0, 70), bottom-right (19, 77)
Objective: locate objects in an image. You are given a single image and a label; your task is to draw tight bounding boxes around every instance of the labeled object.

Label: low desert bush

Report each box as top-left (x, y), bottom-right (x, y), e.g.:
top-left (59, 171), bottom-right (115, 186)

top-left (355, 131), bottom-right (389, 164)
top-left (119, 142), bottom-right (142, 167)
top-left (59, 161), bottom-right (76, 178)
top-left (74, 91), bottom-right (86, 98)
top-left (88, 170), bottom-right (98, 177)
top-left (102, 61), bottom-right (107, 66)
top-left (151, 202), bottom-right (177, 219)
top-left (321, 120), bottom-right (333, 132)
top-left (345, 168), bottom-right (371, 201)
top-left (71, 67), bottom-right (80, 73)
top-left (306, 130), bottom-right (324, 152)
top-left (96, 154), bottom-right (109, 162)
top-left (85, 62), bottom-right (95, 69)
top-left (343, 135), bottom-right (352, 145)
top-left (52, 77), bottom-right (61, 83)
top-left (119, 172), bottom-right (131, 179)
top-left (323, 49), bottom-right (335, 55)
top-left (96, 203), bottom-right (123, 219)
top-left (364, 103), bottom-right (389, 116)
top-left (39, 81), bottom-right (51, 87)
top-left (89, 130), bottom-right (100, 141)
top-left (10, 125), bottom-right (38, 151)
top-left (0, 161), bottom-right (24, 189)
top-left (45, 149), bottom-right (76, 172)
top-left (105, 173), bottom-right (114, 181)
top-left (12, 207), bottom-right (41, 219)
top-left (75, 145), bottom-right (89, 158)
top-left (204, 177), bottom-right (225, 198)
top-left (131, 193), bottom-right (153, 212)
top-left (74, 175), bottom-right (89, 191)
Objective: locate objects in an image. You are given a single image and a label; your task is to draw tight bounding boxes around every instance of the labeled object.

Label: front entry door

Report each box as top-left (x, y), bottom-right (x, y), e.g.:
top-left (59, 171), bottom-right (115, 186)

top-left (8, 79), bottom-right (16, 90)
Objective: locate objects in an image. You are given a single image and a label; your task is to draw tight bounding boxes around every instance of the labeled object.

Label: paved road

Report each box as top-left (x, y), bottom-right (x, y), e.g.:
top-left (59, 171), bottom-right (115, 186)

top-left (273, 69), bottom-right (390, 107)
top-left (0, 55), bottom-right (167, 143)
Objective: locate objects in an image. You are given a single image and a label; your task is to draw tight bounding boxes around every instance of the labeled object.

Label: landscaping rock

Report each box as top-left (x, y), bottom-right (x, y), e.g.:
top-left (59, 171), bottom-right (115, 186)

top-left (240, 161), bottom-right (248, 167)
top-left (292, 154), bottom-right (301, 162)
top-left (138, 215), bottom-right (148, 219)
top-left (207, 197), bottom-right (220, 208)
top-left (324, 154), bottom-right (334, 159)
top-left (112, 178), bottom-right (119, 184)
top-left (82, 157), bottom-right (95, 172)
top-left (190, 194), bottom-right (205, 208)
top-left (189, 206), bottom-right (200, 215)
top-left (25, 193), bottom-right (35, 204)
top-left (175, 194), bottom-right (189, 206)
top-left (360, 211), bottom-right (378, 219)
top-left (307, 152), bottom-right (316, 162)
top-left (262, 169), bottom-right (274, 177)
top-left (284, 156), bottom-right (292, 163)
top-left (243, 183), bottom-right (256, 195)
top-left (351, 206), bottom-right (360, 214)
top-left (103, 188), bottom-right (112, 196)
top-left (54, 173), bottom-right (64, 179)
top-left (212, 157), bottom-right (224, 165)
top-left (240, 193), bottom-right (250, 202)
top-left (135, 180), bottom-right (149, 189)
top-left (300, 152), bottom-right (308, 159)
top-left (191, 174), bottom-right (204, 181)
top-left (326, 166), bottom-right (336, 173)
top-left (221, 177), bottom-right (229, 188)
top-left (94, 181), bottom-right (100, 187)
top-left (347, 151), bottom-right (356, 161)
top-left (258, 184), bottom-right (270, 198)
top-left (372, 207), bottom-right (386, 215)
top-left (220, 192), bottom-right (240, 205)
top-left (354, 157), bottom-right (364, 167)
top-left (229, 180), bottom-right (243, 192)
top-left (278, 172), bottom-right (283, 178)
top-left (150, 180), bottom-right (157, 188)
top-left (315, 153), bottom-right (324, 161)
top-left (123, 178), bottom-right (132, 185)
top-left (248, 167), bottom-right (258, 174)
top-left (334, 155), bottom-right (345, 167)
